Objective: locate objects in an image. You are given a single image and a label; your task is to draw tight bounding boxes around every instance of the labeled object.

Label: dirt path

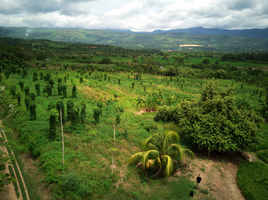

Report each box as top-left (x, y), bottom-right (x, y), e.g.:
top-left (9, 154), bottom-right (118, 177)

top-left (0, 122), bottom-right (29, 200)
top-left (175, 151), bottom-right (246, 200)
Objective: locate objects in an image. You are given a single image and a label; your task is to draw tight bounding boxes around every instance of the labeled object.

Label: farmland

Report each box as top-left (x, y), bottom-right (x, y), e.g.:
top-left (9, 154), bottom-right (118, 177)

top-left (0, 38), bottom-right (268, 200)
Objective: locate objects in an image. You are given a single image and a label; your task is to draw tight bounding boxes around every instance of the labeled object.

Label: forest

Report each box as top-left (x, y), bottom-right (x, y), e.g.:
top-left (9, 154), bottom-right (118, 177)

top-left (0, 37), bottom-right (268, 200)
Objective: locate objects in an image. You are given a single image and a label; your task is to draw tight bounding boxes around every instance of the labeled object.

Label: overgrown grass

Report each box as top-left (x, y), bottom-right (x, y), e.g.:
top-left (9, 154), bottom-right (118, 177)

top-left (4, 129), bottom-right (42, 200)
top-left (257, 150), bottom-right (268, 164)
top-left (5, 145), bottom-right (27, 200)
top-left (8, 165), bottom-right (20, 198)
top-left (237, 161), bottom-right (268, 200)
top-left (106, 178), bottom-right (196, 200)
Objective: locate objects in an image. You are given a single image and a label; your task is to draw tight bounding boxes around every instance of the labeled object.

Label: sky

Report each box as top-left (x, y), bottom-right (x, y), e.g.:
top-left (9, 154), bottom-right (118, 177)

top-left (0, 0), bottom-right (268, 32)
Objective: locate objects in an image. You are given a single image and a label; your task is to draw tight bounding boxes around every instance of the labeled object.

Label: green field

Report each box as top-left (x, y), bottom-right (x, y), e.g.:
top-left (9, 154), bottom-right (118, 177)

top-left (0, 38), bottom-right (268, 199)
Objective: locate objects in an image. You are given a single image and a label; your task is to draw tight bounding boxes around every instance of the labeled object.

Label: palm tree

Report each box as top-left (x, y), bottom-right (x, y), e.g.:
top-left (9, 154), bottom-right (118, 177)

top-left (128, 130), bottom-right (194, 177)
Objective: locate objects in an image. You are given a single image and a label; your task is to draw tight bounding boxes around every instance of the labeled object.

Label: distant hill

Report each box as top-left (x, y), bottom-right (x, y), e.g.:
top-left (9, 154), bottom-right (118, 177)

top-left (1, 27), bottom-right (268, 51)
top-left (106, 27), bottom-right (268, 40)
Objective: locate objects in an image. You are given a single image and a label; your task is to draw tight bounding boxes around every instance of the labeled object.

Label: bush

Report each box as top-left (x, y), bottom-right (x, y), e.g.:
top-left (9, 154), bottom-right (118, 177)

top-left (236, 161), bottom-right (268, 200)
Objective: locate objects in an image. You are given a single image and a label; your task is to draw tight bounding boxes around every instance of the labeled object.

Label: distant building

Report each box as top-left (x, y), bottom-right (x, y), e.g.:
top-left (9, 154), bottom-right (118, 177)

top-left (45, 58), bottom-right (51, 61)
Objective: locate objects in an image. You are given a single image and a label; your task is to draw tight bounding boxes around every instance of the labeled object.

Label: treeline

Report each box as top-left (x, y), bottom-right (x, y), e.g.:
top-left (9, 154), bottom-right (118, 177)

top-left (191, 59), bottom-right (268, 88)
top-left (221, 52), bottom-right (268, 62)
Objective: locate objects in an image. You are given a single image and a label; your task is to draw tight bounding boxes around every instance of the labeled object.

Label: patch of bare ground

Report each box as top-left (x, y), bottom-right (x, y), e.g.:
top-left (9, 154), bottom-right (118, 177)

top-left (18, 154), bottom-right (53, 200)
top-left (175, 150), bottom-right (246, 200)
top-left (135, 109), bottom-right (156, 115)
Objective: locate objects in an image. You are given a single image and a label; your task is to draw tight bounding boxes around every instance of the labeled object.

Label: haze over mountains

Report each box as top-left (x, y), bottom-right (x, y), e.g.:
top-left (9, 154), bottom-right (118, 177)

top-left (1, 26), bottom-right (268, 52)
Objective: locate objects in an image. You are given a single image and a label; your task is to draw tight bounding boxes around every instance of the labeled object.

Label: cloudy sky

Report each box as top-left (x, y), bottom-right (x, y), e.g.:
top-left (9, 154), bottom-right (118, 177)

top-left (0, 0), bottom-right (267, 31)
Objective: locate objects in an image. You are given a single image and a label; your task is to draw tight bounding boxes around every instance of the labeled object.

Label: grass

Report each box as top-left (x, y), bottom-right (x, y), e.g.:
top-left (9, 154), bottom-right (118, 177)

top-left (5, 145), bottom-right (27, 200)
top-left (106, 178), bottom-right (196, 200)
top-left (8, 165), bottom-right (20, 198)
top-left (257, 150), bottom-right (268, 164)
top-left (236, 161), bottom-right (268, 200)
top-left (4, 129), bottom-right (42, 200)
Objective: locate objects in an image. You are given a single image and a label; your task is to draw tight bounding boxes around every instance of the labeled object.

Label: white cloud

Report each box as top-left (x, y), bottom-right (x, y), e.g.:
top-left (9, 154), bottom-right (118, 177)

top-left (0, 0), bottom-right (267, 31)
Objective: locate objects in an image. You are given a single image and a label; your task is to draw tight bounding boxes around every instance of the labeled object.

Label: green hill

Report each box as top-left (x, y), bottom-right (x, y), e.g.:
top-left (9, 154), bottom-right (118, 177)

top-left (1, 27), bottom-right (268, 51)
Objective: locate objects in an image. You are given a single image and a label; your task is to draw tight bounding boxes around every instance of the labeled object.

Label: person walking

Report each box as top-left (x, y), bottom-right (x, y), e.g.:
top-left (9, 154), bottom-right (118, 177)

top-left (196, 174), bottom-right (202, 190)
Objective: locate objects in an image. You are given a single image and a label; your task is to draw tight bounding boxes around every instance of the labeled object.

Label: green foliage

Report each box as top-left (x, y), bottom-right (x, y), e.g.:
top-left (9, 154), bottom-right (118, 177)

top-left (61, 84), bottom-right (67, 98)
top-left (93, 108), bottom-right (101, 123)
top-left (71, 106), bottom-right (79, 129)
top-left (24, 95), bottom-right (31, 110)
top-left (155, 82), bottom-right (264, 152)
top-left (48, 78), bottom-right (54, 88)
top-left (16, 92), bottom-right (21, 106)
top-left (47, 102), bottom-right (56, 111)
top-left (35, 82), bottom-right (40, 96)
top-left (33, 71), bottom-right (38, 82)
top-left (116, 113), bottom-right (120, 124)
top-left (29, 92), bottom-right (35, 101)
top-left (46, 83), bottom-right (52, 96)
top-left (49, 109), bottom-right (57, 140)
top-left (18, 81), bottom-right (24, 91)
top-left (257, 150), bottom-right (268, 164)
top-left (129, 130), bottom-right (194, 177)
top-left (72, 84), bottom-right (77, 98)
top-left (8, 165), bottom-right (20, 198)
top-left (56, 100), bottom-right (65, 124)
top-left (29, 102), bottom-right (37, 120)
top-left (9, 85), bottom-right (17, 98)
top-left (0, 137), bottom-right (16, 192)
top-left (202, 59), bottom-right (211, 64)
top-left (80, 102), bottom-right (86, 123)
top-left (237, 161), bottom-right (268, 200)
top-left (24, 85), bottom-right (30, 96)
top-left (67, 100), bottom-right (74, 121)
top-left (97, 102), bottom-right (103, 116)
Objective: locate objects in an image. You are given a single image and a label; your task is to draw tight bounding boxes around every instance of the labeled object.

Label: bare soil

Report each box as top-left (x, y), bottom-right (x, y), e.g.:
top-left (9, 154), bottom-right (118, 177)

top-left (175, 150), bottom-right (246, 200)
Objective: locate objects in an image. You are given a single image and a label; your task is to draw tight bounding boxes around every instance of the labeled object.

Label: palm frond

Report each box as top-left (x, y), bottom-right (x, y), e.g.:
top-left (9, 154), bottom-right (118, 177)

top-left (128, 152), bottom-right (144, 165)
top-left (141, 135), bottom-right (160, 151)
top-left (142, 150), bottom-right (159, 170)
top-left (153, 157), bottom-right (162, 177)
top-left (163, 130), bottom-right (180, 151)
top-left (163, 155), bottom-right (174, 177)
top-left (166, 144), bottom-right (184, 161)
top-left (184, 149), bottom-right (195, 159)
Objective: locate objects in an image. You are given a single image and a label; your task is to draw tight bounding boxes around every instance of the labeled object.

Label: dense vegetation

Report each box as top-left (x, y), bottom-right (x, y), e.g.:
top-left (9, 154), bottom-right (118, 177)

top-left (0, 37), bottom-right (267, 199)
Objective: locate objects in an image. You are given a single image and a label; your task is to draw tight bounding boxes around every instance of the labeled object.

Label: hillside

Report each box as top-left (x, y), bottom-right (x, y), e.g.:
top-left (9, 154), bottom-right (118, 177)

top-left (1, 27), bottom-right (268, 51)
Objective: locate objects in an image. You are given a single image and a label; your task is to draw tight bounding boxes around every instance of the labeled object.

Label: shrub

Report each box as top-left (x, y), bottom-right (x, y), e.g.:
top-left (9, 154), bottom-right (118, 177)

top-left (49, 109), bottom-right (57, 140)
top-left (34, 83), bottom-right (40, 96)
top-left (72, 84), bottom-right (77, 98)
top-left (24, 85), bottom-right (30, 96)
top-left (237, 161), bottom-right (268, 200)
top-left (18, 81), bottom-right (24, 91)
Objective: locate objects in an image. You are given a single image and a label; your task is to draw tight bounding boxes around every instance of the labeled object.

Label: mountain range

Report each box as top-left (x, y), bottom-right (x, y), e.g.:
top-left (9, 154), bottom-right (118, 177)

top-left (106, 27), bottom-right (268, 39)
top-left (1, 26), bottom-right (268, 51)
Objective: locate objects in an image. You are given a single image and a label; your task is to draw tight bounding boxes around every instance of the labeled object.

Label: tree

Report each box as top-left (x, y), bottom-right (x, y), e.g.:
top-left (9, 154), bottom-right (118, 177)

top-left (155, 82), bottom-right (264, 153)
top-left (128, 130), bottom-right (194, 177)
